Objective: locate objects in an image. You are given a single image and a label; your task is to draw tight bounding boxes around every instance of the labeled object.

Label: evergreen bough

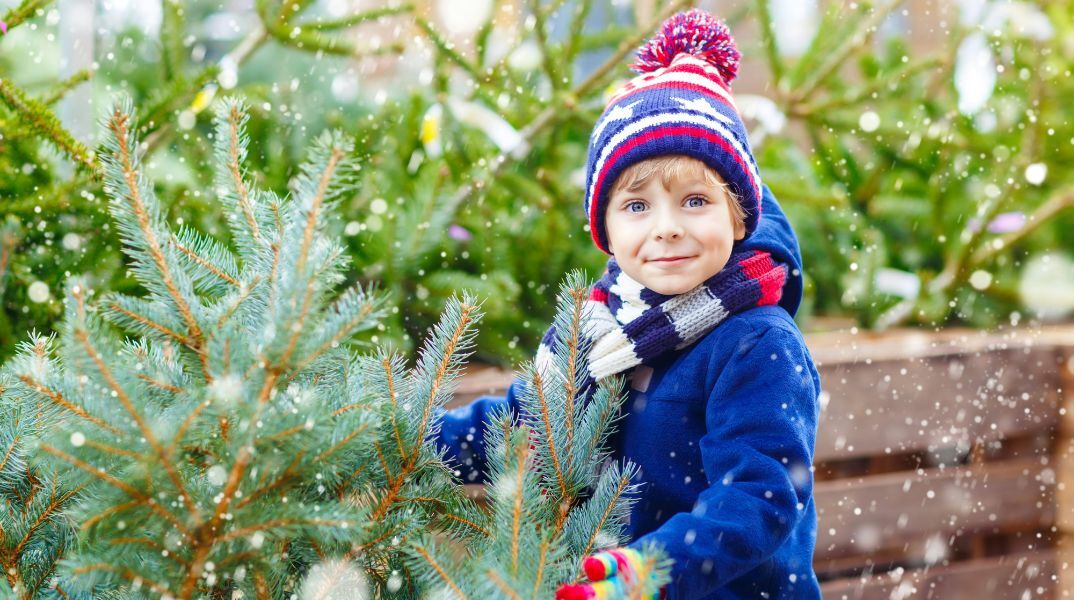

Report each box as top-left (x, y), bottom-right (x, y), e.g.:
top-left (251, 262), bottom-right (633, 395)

top-left (0, 97), bottom-right (668, 598)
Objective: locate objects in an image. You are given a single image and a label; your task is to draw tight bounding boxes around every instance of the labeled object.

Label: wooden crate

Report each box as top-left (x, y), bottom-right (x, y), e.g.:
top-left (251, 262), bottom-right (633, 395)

top-left (450, 324), bottom-right (1074, 598)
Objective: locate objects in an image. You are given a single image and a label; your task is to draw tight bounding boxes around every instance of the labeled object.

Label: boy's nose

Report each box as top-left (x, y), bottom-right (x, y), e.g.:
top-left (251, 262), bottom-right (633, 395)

top-left (652, 209), bottom-right (685, 241)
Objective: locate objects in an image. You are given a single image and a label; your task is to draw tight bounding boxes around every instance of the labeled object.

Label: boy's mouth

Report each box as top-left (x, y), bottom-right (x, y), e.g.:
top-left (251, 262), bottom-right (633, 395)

top-left (648, 256), bottom-right (694, 264)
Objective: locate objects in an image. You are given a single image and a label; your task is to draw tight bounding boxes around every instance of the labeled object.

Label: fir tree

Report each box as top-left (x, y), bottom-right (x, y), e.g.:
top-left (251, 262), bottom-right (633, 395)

top-left (405, 275), bottom-right (671, 599)
top-left (0, 96), bottom-right (668, 598)
top-left (0, 96), bottom-right (468, 597)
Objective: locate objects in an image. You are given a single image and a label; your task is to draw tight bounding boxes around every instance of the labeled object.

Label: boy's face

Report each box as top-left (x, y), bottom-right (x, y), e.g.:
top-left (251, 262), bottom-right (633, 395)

top-left (605, 168), bottom-right (746, 295)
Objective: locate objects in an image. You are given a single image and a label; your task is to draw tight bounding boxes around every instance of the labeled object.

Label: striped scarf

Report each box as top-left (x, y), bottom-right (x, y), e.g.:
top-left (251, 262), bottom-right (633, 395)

top-left (536, 250), bottom-right (788, 392)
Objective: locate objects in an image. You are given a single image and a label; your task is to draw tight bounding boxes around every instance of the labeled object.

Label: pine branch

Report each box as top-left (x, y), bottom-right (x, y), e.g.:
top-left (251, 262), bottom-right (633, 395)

top-left (68, 563), bottom-right (172, 595)
top-left (560, 283), bottom-right (588, 454)
top-left (527, 0), bottom-right (563, 90)
top-left (509, 434), bottom-right (529, 576)
top-left (530, 370), bottom-right (569, 500)
top-left (39, 444), bottom-right (189, 536)
top-left (287, 284), bottom-right (383, 377)
top-left (531, 536), bottom-right (551, 600)
top-left (103, 104), bottom-right (211, 378)
top-left (487, 569), bottom-right (525, 600)
top-left (410, 300), bottom-right (479, 459)
top-left (753, 0), bottom-right (784, 91)
top-left (167, 399), bottom-right (211, 457)
top-left (568, 464), bottom-right (639, 581)
top-left (10, 480), bottom-right (78, 559)
top-left (171, 229), bottom-right (241, 291)
top-left (70, 290), bottom-right (197, 516)
top-left (214, 518), bottom-right (358, 545)
top-left (235, 453), bottom-right (304, 510)
top-left (415, 18), bottom-right (482, 80)
top-left (786, 0), bottom-right (902, 105)
top-left (316, 421), bottom-right (372, 463)
top-left (41, 69), bottom-right (92, 106)
top-left (0, 0), bottom-right (54, 34)
top-left (0, 78), bottom-right (98, 176)
top-left (300, 2), bottom-right (413, 30)
top-left (410, 542), bottom-right (469, 600)
top-left (80, 499), bottom-right (142, 531)
top-left (102, 295), bottom-right (195, 348)
top-left (14, 374), bottom-right (118, 435)
top-left (213, 98), bottom-right (264, 253)
top-left (443, 512), bottom-right (491, 537)
top-left (383, 357), bottom-right (407, 463)
top-left (575, 475), bottom-right (632, 573)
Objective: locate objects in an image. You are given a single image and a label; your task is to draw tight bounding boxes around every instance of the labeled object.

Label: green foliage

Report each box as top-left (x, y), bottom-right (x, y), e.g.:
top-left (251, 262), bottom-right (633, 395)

top-left (0, 95), bottom-right (667, 599)
top-left (6, 0), bottom-right (1074, 363)
top-left (405, 274), bottom-right (670, 599)
top-left (751, 0), bottom-right (1074, 328)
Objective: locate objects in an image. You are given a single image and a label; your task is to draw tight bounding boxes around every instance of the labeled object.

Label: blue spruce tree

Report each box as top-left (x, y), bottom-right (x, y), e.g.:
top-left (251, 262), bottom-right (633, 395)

top-left (0, 97), bottom-right (667, 598)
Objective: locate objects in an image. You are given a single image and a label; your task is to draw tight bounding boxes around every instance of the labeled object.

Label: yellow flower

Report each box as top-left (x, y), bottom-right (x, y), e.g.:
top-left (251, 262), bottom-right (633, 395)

top-left (421, 103), bottom-right (443, 158)
top-left (191, 84), bottom-right (218, 114)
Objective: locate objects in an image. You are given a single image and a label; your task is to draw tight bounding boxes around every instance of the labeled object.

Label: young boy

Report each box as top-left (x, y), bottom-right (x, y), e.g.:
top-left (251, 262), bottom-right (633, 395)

top-left (436, 10), bottom-right (821, 599)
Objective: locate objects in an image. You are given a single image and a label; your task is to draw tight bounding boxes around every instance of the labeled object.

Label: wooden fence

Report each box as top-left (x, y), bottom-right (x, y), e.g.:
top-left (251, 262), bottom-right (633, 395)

top-left (450, 324), bottom-right (1074, 599)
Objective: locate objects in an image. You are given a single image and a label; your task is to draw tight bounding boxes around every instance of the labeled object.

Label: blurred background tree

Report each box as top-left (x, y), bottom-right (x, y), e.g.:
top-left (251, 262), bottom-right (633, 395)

top-left (2, 0), bottom-right (1074, 366)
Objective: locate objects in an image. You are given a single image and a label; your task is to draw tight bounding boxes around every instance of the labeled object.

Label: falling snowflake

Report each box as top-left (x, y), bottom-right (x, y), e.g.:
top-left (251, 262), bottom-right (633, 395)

top-left (300, 559), bottom-right (369, 600)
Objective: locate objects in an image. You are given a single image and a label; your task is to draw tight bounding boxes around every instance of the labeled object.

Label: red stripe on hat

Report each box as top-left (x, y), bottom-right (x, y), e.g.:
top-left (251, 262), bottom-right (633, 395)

top-left (740, 251), bottom-right (785, 306)
top-left (614, 59), bottom-right (731, 97)
top-left (589, 124), bottom-right (759, 251)
top-left (606, 80), bottom-right (738, 116)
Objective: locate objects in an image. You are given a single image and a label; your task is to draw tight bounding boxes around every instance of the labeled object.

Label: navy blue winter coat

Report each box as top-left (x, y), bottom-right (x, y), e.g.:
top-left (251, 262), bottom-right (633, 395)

top-left (434, 186), bottom-right (822, 599)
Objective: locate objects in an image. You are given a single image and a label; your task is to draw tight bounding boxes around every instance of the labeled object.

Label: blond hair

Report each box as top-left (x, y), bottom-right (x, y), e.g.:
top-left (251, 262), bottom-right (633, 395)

top-left (610, 156), bottom-right (747, 226)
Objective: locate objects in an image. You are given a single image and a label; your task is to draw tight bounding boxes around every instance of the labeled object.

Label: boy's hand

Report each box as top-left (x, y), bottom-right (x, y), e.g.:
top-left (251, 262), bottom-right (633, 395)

top-left (555, 548), bottom-right (664, 600)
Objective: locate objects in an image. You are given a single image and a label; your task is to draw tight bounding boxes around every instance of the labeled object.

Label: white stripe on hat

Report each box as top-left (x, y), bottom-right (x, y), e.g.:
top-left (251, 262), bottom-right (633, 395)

top-left (591, 100), bottom-right (643, 144)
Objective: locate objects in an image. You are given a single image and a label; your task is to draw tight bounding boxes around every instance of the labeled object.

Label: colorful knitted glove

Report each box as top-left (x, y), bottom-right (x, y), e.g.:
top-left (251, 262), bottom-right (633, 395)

top-left (555, 548), bottom-right (663, 600)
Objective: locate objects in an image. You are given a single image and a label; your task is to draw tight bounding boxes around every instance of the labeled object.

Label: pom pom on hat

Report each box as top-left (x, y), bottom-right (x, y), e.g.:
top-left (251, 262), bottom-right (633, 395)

top-left (631, 8), bottom-right (741, 84)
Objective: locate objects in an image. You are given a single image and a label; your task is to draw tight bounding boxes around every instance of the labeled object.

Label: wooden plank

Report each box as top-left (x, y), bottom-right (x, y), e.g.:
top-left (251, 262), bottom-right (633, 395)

top-left (1054, 348), bottom-right (1074, 598)
top-left (448, 328), bottom-right (1072, 462)
top-left (806, 323), bottom-right (1074, 365)
top-left (820, 549), bottom-right (1054, 600)
top-left (815, 457), bottom-right (1055, 562)
top-left (452, 363), bottom-right (514, 406)
top-left (814, 347), bottom-right (1063, 462)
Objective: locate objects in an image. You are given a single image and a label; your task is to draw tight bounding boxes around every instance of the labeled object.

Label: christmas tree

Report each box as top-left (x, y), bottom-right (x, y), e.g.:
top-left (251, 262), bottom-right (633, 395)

top-left (0, 96), bottom-right (665, 598)
top-left (405, 274), bottom-right (670, 599)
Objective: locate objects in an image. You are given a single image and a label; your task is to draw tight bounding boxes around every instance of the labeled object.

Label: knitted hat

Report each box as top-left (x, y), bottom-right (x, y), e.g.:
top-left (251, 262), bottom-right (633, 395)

top-left (583, 9), bottom-right (763, 254)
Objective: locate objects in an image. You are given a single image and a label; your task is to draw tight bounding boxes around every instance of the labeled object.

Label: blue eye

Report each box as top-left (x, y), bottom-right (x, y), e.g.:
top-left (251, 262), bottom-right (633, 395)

top-left (626, 201), bottom-right (647, 213)
top-left (686, 196), bottom-right (708, 207)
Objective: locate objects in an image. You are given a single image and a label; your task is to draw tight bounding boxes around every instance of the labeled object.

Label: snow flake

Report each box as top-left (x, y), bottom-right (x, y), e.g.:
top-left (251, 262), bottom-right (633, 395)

top-left (1024, 163), bottom-right (1047, 186)
top-left (969, 270), bottom-right (993, 290)
top-left (300, 559), bottom-right (368, 600)
top-left (1019, 252), bottom-right (1074, 319)
top-left (858, 111), bottom-right (880, 133)
top-left (207, 465), bottom-right (227, 487)
top-left (954, 32), bottom-right (995, 115)
top-left (436, 0), bottom-right (491, 35)
top-left (28, 281), bottom-right (50, 303)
